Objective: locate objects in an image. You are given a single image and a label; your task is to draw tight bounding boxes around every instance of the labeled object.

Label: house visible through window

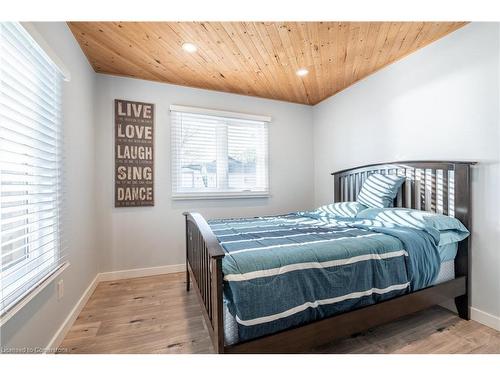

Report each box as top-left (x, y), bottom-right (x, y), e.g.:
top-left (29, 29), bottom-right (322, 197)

top-left (1, 22), bottom-right (66, 318)
top-left (171, 105), bottom-right (270, 198)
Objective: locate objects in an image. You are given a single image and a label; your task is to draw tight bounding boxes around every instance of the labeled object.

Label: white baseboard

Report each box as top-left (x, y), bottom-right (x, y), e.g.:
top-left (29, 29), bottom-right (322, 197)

top-left (97, 263), bottom-right (185, 282)
top-left (44, 273), bottom-right (99, 353)
top-left (471, 307), bottom-right (500, 331)
top-left (45, 263), bottom-right (185, 352)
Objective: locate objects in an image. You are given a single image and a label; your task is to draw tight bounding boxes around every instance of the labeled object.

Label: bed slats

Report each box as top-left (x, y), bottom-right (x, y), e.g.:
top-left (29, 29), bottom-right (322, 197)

top-left (184, 212), bottom-right (225, 353)
top-left (334, 162), bottom-right (461, 217)
top-left (187, 220), bottom-right (213, 321)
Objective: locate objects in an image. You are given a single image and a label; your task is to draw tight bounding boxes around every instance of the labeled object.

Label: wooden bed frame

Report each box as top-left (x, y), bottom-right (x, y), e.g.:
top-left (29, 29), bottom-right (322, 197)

top-left (183, 160), bottom-right (475, 353)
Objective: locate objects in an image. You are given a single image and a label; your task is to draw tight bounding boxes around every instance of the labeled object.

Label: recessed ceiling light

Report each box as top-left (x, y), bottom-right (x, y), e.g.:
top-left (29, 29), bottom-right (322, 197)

top-left (296, 68), bottom-right (309, 77)
top-left (182, 42), bottom-right (198, 53)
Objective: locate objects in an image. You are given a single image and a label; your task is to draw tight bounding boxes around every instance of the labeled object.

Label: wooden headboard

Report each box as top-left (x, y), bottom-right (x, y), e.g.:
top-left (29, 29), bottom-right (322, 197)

top-left (331, 160), bottom-right (476, 316)
top-left (331, 161), bottom-right (475, 224)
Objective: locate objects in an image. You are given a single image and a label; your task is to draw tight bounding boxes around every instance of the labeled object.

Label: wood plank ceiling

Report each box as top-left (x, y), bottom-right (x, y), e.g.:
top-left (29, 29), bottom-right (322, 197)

top-left (68, 22), bottom-right (466, 105)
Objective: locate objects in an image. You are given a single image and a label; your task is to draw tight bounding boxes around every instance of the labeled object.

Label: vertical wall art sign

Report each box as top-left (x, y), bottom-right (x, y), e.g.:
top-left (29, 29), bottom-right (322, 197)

top-left (115, 99), bottom-right (155, 207)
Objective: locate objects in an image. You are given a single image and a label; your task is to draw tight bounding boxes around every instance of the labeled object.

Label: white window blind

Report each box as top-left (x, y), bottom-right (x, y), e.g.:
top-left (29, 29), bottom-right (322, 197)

top-left (171, 106), bottom-right (270, 199)
top-left (1, 22), bottom-right (66, 318)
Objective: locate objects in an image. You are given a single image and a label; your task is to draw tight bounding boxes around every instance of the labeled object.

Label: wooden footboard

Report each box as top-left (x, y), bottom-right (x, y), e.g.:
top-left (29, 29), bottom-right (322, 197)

top-left (183, 212), bottom-right (225, 353)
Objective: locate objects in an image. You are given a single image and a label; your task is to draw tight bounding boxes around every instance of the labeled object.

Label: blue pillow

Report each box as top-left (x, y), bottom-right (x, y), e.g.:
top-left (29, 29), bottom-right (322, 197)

top-left (356, 207), bottom-right (470, 245)
top-left (356, 173), bottom-right (405, 208)
top-left (314, 202), bottom-right (368, 219)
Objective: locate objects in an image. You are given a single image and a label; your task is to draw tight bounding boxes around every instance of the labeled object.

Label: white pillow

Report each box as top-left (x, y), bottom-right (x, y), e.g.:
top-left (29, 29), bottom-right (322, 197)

top-left (315, 202), bottom-right (368, 218)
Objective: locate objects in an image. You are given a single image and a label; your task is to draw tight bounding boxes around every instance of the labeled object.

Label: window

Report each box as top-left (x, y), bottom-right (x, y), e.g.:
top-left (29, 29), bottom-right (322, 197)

top-left (171, 105), bottom-right (270, 199)
top-left (1, 22), bottom-right (66, 318)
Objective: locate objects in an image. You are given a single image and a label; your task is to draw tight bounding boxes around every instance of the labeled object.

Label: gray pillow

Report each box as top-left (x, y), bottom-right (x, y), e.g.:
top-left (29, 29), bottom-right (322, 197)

top-left (357, 173), bottom-right (405, 208)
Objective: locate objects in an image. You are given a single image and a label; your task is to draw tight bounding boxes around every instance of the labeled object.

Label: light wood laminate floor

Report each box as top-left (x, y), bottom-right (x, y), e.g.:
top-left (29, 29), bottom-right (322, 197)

top-left (59, 273), bottom-right (500, 354)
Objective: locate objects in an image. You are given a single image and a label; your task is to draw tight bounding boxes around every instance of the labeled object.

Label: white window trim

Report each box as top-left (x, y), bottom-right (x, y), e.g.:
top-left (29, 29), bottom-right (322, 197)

top-left (170, 105), bottom-right (271, 200)
top-left (19, 22), bottom-right (71, 82)
top-left (169, 105), bottom-right (271, 123)
top-left (171, 191), bottom-right (272, 200)
top-left (0, 262), bottom-right (69, 326)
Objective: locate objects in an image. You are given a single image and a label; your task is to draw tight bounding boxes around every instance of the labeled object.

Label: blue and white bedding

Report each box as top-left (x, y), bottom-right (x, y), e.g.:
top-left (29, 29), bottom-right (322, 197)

top-left (208, 212), bottom-right (446, 343)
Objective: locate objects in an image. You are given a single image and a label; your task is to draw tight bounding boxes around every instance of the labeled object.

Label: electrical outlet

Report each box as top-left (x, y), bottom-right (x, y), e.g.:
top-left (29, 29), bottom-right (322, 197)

top-left (57, 279), bottom-right (64, 300)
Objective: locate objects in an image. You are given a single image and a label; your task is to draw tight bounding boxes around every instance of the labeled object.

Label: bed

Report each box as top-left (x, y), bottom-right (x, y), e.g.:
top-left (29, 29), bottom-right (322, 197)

top-left (183, 161), bottom-right (475, 353)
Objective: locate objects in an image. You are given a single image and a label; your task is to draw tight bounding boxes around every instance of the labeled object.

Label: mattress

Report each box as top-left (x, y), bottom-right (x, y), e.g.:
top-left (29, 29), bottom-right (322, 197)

top-left (223, 259), bottom-right (456, 346)
top-left (211, 213), bottom-right (443, 342)
top-left (433, 259), bottom-right (455, 284)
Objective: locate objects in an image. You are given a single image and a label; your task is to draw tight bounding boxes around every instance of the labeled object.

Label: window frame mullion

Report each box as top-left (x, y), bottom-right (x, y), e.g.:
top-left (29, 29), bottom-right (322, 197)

top-left (216, 121), bottom-right (229, 190)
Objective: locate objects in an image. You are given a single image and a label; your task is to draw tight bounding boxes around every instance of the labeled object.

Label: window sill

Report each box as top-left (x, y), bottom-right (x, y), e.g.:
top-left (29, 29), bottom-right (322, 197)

top-left (172, 192), bottom-right (271, 200)
top-left (0, 262), bottom-right (70, 327)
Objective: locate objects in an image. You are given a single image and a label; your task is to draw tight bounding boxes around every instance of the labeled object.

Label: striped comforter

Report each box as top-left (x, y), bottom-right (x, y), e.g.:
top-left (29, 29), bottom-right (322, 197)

top-left (208, 213), bottom-right (441, 343)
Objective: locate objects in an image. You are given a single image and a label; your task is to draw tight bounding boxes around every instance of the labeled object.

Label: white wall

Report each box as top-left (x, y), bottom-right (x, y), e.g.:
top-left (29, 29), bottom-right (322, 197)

top-left (313, 23), bottom-right (500, 322)
top-left (94, 75), bottom-right (314, 272)
top-left (3, 21), bottom-right (499, 351)
top-left (0, 23), bottom-right (98, 350)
